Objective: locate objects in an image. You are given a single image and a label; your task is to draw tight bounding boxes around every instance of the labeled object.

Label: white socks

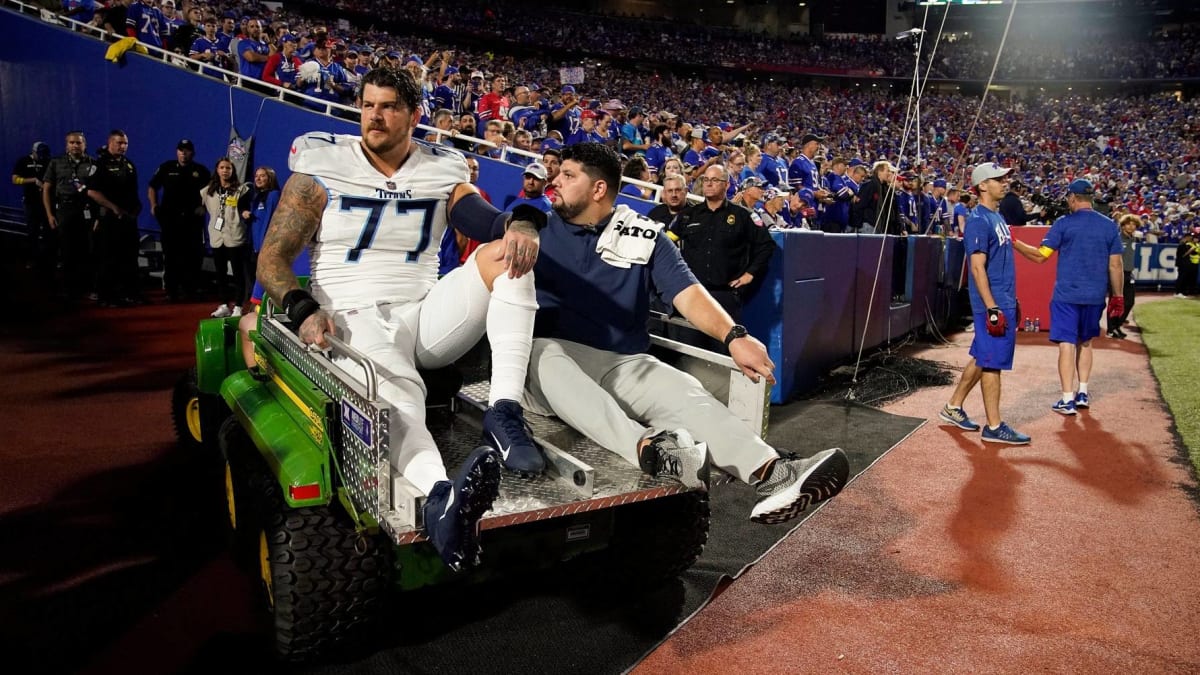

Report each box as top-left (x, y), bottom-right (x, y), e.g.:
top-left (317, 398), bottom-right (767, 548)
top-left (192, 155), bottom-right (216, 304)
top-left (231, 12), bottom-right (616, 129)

top-left (486, 272), bottom-right (538, 406)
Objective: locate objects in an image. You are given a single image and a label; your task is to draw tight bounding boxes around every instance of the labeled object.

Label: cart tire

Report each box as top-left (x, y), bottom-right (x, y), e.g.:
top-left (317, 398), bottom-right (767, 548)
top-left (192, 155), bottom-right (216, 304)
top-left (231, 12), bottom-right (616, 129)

top-left (259, 502), bottom-right (391, 661)
top-left (171, 368), bottom-right (204, 450)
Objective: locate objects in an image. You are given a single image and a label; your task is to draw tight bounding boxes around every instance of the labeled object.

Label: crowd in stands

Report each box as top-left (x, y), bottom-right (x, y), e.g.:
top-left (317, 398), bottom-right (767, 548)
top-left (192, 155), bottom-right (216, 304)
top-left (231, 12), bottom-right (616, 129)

top-left (46, 0), bottom-right (1200, 241)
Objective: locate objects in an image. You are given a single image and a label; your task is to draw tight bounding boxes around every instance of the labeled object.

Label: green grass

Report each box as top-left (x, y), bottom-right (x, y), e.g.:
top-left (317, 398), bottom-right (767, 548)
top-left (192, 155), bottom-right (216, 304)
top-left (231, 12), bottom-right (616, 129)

top-left (1137, 298), bottom-right (1200, 474)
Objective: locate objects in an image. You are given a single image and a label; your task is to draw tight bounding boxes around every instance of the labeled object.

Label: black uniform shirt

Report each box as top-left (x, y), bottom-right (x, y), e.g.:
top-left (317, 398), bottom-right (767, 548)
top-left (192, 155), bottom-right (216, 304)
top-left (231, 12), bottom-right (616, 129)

top-left (42, 154), bottom-right (96, 209)
top-left (669, 199), bottom-right (777, 289)
top-left (149, 160), bottom-right (211, 213)
top-left (12, 155), bottom-right (48, 204)
top-left (87, 151), bottom-right (140, 214)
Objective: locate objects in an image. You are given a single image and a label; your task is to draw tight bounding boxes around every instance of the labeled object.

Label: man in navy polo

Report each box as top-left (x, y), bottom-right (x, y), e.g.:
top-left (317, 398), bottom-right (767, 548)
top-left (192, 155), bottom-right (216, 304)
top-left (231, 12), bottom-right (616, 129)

top-left (1014, 178), bottom-right (1124, 414)
top-left (524, 143), bottom-right (849, 524)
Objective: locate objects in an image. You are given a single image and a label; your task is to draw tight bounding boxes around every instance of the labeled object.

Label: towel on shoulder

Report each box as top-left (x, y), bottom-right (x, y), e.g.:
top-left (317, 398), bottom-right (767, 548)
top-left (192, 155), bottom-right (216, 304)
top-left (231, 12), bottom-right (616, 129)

top-left (595, 204), bottom-right (664, 268)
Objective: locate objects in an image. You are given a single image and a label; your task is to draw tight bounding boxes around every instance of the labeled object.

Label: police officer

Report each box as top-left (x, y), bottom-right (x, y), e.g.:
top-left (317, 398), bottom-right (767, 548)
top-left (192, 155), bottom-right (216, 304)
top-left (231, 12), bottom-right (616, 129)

top-left (148, 139), bottom-right (210, 301)
top-left (11, 141), bottom-right (52, 277)
top-left (86, 130), bottom-right (143, 306)
top-left (41, 131), bottom-right (96, 302)
top-left (669, 164), bottom-right (777, 350)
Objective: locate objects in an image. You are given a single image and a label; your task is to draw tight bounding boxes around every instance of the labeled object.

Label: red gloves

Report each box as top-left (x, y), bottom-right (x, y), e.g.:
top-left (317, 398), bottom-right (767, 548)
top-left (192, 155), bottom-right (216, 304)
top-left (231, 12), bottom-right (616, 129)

top-left (986, 307), bottom-right (1007, 336)
top-left (1108, 296), bottom-right (1125, 320)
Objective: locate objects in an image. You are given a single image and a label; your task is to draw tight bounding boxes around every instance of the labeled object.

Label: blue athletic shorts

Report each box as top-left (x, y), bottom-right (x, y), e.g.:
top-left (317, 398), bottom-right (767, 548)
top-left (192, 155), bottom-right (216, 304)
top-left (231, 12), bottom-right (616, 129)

top-left (969, 306), bottom-right (1017, 370)
top-left (1049, 301), bottom-right (1103, 344)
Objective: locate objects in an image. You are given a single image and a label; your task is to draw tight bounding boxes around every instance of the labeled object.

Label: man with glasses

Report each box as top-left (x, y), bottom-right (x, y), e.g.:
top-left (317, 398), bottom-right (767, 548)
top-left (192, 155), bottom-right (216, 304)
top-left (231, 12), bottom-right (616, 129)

top-left (938, 163), bottom-right (1031, 445)
top-left (668, 165), bottom-right (777, 336)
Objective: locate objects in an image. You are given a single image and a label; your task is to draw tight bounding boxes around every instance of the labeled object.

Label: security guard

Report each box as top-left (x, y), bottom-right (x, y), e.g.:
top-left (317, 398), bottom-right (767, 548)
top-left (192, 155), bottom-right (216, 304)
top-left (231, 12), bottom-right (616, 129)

top-left (669, 164), bottom-right (777, 333)
top-left (11, 141), bottom-right (52, 278)
top-left (86, 130), bottom-right (143, 306)
top-left (42, 131), bottom-right (96, 301)
top-left (147, 139), bottom-right (210, 301)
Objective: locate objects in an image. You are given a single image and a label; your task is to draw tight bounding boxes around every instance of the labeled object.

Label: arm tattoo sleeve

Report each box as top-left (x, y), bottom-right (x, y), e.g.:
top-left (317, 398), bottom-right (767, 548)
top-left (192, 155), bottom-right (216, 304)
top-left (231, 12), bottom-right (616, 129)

top-left (257, 173), bottom-right (326, 306)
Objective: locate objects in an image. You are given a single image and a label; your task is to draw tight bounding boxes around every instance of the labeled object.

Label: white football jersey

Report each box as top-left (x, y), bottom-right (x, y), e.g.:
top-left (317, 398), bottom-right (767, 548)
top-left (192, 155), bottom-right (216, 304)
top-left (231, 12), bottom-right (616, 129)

top-left (289, 132), bottom-right (469, 310)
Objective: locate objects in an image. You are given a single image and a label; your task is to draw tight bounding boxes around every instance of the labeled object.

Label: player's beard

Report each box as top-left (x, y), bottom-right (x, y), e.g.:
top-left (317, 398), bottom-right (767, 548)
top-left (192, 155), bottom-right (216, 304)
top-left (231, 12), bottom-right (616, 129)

top-left (363, 123), bottom-right (410, 157)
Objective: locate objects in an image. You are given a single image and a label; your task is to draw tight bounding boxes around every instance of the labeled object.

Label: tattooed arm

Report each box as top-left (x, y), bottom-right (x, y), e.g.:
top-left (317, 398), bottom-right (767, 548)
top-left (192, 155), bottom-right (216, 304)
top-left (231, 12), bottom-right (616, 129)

top-left (258, 173), bottom-right (336, 348)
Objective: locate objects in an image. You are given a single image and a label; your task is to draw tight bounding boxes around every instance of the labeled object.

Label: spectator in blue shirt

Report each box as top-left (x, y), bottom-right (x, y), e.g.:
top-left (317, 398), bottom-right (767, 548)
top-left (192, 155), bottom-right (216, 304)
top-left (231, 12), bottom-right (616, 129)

top-left (505, 162), bottom-right (553, 212)
top-left (237, 19), bottom-right (271, 81)
top-left (620, 106), bottom-right (649, 158)
top-left (61, 0), bottom-right (98, 25)
top-left (125, 0), bottom-right (163, 48)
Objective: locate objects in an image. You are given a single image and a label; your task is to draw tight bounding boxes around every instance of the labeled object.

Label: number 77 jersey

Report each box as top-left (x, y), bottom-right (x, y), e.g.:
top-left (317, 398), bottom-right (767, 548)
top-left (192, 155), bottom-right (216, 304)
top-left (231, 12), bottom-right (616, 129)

top-left (288, 133), bottom-right (470, 311)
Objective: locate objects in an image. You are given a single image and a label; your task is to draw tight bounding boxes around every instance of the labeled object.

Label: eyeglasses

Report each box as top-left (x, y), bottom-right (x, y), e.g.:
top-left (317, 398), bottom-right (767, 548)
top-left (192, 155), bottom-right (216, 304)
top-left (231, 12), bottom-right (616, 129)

top-left (699, 177), bottom-right (727, 184)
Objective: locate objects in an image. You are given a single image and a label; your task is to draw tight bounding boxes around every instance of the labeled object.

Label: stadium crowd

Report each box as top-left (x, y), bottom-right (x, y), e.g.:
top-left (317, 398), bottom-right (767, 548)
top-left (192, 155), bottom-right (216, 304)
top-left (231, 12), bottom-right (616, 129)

top-left (43, 0), bottom-right (1200, 241)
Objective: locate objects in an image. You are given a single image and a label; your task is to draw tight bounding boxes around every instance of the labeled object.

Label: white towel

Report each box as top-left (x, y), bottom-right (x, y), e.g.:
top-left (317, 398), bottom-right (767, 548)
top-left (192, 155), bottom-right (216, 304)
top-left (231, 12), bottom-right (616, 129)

top-left (595, 205), bottom-right (664, 268)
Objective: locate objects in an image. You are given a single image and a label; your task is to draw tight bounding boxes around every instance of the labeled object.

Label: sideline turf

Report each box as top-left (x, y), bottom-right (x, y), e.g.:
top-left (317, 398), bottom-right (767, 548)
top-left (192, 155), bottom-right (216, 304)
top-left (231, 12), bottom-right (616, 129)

top-left (1137, 299), bottom-right (1200, 473)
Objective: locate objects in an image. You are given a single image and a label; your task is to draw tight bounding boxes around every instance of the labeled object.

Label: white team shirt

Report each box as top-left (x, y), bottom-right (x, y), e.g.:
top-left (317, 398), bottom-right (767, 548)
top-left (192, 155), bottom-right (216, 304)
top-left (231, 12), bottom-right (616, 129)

top-left (288, 132), bottom-right (469, 310)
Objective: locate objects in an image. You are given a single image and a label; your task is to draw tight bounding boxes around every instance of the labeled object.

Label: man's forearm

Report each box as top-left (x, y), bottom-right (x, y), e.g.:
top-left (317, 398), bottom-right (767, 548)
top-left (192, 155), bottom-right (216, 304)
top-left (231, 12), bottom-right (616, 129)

top-left (673, 284), bottom-right (735, 341)
top-left (1109, 257), bottom-right (1123, 297)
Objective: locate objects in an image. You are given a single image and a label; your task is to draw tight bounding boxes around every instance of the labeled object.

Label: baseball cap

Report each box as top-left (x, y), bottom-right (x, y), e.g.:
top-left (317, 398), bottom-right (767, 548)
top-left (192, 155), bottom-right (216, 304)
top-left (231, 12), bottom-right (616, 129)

top-left (345, 48), bottom-right (358, 56)
top-left (160, 0), bottom-right (174, 6)
top-left (523, 162), bottom-right (548, 181)
top-left (970, 162), bottom-right (1012, 187)
top-left (580, 109), bottom-right (597, 120)
top-left (800, 133), bottom-right (824, 146)
top-left (740, 176), bottom-right (765, 189)
top-left (690, 127), bottom-right (707, 140)
top-left (1067, 178), bottom-right (1095, 196)
top-left (656, 110), bottom-right (677, 120)
top-left (603, 99), bottom-right (625, 111)
top-left (848, 158), bottom-right (866, 168)
top-left (406, 54), bottom-right (423, 65)
top-left (561, 84), bottom-right (576, 94)
top-left (763, 132), bottom-right (783, 146)
top-left (764, 186), bottom-right (791, 201)
top-left (628, 105), bottom-right (644, 118)
top-left (177, 139), bottom-right (195, 151)
top-left (528, 83), bottom-right (540, 91)
top-left (470, 70), bottom-right (485, 79)
top-left (280, 34), bottom-right (297, 43)
top-left (386, 50), bottom-right (401, 59)
top-left (444, 65), bottom-right (458, 75)
top-left (32, 141), bottom-right (49, 155)
top-left (932, 178), bottom-right (947, 188)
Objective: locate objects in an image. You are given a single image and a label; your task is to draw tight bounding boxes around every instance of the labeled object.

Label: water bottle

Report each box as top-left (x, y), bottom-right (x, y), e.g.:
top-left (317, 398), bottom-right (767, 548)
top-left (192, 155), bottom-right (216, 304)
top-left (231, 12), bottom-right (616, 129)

top-left (1024, 317), bottom-right (1032, 332)
top-left (1034, 316), bottom-right (1041, 332)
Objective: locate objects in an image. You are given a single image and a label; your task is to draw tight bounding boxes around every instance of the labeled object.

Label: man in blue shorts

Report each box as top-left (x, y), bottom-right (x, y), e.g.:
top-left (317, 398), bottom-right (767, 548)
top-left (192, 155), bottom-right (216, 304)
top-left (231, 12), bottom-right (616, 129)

top-left (938, 163), bottom-right (1031, 445)
top-left (1013, 179), bottom-right (1123, 415)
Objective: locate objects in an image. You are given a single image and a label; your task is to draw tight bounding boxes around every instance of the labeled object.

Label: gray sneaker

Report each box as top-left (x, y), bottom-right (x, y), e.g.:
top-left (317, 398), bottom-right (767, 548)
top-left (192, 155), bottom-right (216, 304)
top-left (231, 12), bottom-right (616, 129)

top-left (639, 429), bottom-right (710, 491)
top-left (750, 448), bottom-right (850, 524)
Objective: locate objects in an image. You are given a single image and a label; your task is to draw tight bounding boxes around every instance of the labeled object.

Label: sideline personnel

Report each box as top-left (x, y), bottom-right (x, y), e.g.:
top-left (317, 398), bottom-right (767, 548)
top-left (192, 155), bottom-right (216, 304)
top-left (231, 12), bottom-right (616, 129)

top-left (86, 130), bottom-right (143, 306)
top-left (938, 163), bottom-right (1031, 445)
top-left (525, 143), bottom-right (849, 524)
top-left (1012, 179), bottom-right (1123, 414)
top-left (42, 131), bottom-right (96, 302)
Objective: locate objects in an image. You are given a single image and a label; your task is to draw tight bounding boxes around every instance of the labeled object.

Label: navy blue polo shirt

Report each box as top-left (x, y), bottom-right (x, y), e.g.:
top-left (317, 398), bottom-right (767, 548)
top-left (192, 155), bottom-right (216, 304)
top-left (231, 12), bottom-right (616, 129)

top-left (533, 210), bottom-right (699, 354)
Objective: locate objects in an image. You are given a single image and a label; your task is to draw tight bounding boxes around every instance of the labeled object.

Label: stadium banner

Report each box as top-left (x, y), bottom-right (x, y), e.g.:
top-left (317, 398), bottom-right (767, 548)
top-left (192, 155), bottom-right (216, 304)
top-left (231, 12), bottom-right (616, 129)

top-left (1132, 243), bottom-right (1184, 287)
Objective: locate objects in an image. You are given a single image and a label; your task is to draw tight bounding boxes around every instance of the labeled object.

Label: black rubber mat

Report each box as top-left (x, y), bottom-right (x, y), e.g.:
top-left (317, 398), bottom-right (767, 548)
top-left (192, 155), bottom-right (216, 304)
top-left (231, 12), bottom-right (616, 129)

top-left (182, 401), bottom-right (923, 675)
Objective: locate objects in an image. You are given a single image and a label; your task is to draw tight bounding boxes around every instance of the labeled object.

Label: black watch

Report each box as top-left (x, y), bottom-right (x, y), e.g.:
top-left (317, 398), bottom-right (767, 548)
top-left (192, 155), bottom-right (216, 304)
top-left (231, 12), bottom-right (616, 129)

top-left (723, 324), bottom-right (748, 347)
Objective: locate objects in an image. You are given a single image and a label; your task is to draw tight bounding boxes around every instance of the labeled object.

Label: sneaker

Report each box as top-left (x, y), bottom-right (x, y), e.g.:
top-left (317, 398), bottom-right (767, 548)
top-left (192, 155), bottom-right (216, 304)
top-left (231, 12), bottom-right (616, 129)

top-left (1106, 329), bottom-right (1124, 340)
top-left (481, 399), bottom-right (545, 476)
top-left (231, 305), bottom-right (243, 317)
top-left (211, 303), bottom-right (232, 318)
top-left (1074, 392), bottom-right (1090, 409)
top-left (422, 445), bottom-right (502, 572)
top-left (981, 422), bottom-right (1031, 445)
top-left (749, 448), bottom-right (850, 524)
top-left (639, 429), bottom-right (709, 491)
top-left (1051, 398), bottom-right (1077, 415)
top-left (1115, 328), bottom-right (1128, 339)
top-left (939, 404), bottom-right (981, 431)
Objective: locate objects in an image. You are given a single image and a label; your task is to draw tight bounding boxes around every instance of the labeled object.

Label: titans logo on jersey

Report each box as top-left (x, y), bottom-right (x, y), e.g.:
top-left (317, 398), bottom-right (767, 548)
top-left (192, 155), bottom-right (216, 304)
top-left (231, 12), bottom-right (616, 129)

top-left (288, 133), bottom-right (469, 310)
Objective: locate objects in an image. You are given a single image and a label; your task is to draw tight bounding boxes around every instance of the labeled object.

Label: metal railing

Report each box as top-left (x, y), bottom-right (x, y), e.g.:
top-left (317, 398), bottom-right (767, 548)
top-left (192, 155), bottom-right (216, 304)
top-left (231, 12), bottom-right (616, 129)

top-left (7, 0), bottom-right (666, 204)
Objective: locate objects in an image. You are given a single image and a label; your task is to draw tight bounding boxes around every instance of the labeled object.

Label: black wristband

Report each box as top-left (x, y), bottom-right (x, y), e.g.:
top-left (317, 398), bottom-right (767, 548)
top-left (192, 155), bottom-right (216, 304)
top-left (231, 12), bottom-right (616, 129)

top-left (282, 289), bottom-right (321, 329)
top-left (509, 203), bottom-right (548, 232)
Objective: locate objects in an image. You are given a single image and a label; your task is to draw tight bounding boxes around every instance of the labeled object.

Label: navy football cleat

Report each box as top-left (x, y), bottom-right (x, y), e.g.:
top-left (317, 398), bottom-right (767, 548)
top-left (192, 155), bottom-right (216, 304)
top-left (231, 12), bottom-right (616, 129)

top-left (482, 399), bottom-right (545, 476)
top-left (422, 446), bottom-right (502, 572)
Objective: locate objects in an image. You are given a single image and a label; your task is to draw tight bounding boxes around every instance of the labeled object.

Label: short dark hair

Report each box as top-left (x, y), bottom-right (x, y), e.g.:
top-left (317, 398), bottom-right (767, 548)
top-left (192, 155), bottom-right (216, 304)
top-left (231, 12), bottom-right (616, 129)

top-left (542, 148), bottom-right (561, 160)
top-left (108, 129), bottom-right (127, 139)
top-left (561, 143), bottom-right (621, 196)
top-left (359, 67), bottom-right (422, 113)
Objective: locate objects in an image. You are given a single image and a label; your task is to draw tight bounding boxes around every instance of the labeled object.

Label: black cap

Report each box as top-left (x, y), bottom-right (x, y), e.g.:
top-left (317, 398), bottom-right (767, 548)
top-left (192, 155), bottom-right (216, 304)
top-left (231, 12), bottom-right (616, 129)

top-left (800, 133), bottom-right (824, 146)
top-left (177, 139), bottom-right (195, 151)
